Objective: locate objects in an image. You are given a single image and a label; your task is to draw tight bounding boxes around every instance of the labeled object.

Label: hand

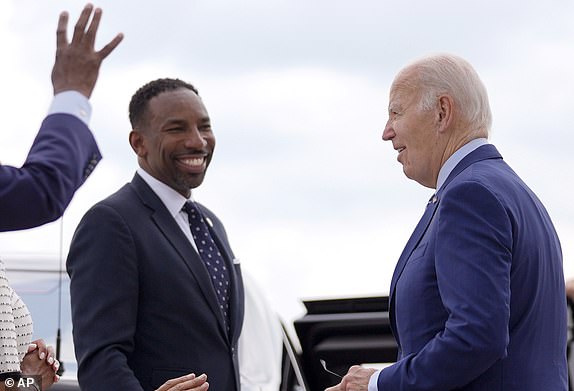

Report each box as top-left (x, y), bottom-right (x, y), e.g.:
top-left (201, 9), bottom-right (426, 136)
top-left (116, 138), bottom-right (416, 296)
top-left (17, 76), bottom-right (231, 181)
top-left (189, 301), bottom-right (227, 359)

top-left (26, 339), bottom-right (61, 382)
top-left (155, 373), bottom-right (209, 391)
top-left (51, 3), bottom-right (123, 98)
top-left (20, 339), bottom-right (60, 389)
top-left (324, 365), bottom-right (376, 391)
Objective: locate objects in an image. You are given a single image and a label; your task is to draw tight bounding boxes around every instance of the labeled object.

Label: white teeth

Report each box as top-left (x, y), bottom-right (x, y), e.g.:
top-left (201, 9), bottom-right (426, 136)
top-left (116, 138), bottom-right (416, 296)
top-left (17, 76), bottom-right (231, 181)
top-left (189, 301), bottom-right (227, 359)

top-left (182, 157), bottom-right (204, 167)
top-left (397, 147), bottom-right (405, 153)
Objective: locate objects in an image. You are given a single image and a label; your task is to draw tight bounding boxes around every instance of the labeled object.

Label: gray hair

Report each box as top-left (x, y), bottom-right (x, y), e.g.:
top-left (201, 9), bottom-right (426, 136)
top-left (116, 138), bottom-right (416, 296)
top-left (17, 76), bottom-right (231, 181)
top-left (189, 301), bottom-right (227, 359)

top-left (399, 53), bottom-right (492, 137)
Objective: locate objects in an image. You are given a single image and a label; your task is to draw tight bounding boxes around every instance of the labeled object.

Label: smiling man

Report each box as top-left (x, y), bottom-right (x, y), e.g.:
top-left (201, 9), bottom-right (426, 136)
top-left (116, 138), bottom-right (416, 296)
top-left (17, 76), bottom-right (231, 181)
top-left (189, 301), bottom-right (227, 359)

top-left (327, 54), bottom-right (567, 390)
top-left (67, 78), bottom-right (244, 391)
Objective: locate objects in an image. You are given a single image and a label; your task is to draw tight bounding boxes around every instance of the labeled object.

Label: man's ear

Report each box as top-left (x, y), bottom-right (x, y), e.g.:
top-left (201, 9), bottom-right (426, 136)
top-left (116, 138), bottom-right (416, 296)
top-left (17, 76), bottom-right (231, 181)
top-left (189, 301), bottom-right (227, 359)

top-left (437, 95), bottom-right (454, 133)
top-left (129, 130), bottom-right (146, 157)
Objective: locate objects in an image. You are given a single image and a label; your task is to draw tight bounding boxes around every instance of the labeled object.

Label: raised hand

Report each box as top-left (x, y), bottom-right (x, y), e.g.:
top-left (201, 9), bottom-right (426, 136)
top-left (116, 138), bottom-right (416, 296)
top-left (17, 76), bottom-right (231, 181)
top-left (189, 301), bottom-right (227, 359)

top-left (51, 3), bottom-right (123, 98)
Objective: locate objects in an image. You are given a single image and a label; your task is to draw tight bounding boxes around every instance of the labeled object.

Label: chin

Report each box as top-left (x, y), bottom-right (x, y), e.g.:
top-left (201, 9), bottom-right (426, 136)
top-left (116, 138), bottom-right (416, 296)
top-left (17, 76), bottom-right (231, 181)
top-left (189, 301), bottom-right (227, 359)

top-left (402, 167), bottom-right (411, 179)
top-left (188, 177), bottom-right (206, 190)
top-left (175, 173), bottom-right (206, 191)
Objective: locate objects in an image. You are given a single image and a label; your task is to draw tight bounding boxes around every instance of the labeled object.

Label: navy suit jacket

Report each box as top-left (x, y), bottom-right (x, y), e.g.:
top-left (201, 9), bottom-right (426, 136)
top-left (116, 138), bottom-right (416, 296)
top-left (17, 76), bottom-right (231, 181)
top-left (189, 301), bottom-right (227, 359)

top-left (67, 173), bottom-right (244, 391)
top-left (378, 145), bottom-right (567, 390)
top-left (0, 113), bottom-right (101, 231)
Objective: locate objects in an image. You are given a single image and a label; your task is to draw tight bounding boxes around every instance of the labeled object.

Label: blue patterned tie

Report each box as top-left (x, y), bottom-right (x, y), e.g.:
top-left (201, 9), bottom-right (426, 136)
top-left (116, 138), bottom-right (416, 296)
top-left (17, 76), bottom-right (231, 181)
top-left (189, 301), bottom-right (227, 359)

top-left (183, 201), bottom-right (231, 331)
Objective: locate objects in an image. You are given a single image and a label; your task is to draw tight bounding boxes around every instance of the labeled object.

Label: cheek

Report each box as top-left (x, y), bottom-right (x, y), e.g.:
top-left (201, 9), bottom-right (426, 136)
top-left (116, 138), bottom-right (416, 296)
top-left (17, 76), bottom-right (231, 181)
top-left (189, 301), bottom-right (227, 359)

top-left (206, 134), bottom-right (216, 149)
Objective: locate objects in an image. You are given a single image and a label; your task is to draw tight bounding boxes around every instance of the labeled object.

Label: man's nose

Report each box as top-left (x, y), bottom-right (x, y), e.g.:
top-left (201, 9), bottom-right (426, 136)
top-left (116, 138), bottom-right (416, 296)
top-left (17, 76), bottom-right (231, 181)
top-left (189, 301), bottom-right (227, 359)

top-left (184, 128), bottom-right (207, 148)
top-left (382, 120), bottom-right (394, 141)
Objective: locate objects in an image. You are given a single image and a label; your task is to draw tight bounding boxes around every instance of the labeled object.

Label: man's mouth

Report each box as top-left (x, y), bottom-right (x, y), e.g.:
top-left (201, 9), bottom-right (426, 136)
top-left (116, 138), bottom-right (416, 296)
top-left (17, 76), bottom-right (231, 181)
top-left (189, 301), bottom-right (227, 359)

top-left (176, 156), bottom-right (207, 173)
top-left (180, 157), bottom-right (205, 167)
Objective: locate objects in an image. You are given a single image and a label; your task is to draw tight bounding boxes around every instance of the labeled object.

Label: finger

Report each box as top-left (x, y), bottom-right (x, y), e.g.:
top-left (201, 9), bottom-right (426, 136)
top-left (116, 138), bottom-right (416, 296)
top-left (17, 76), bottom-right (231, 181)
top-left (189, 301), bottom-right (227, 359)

top-left (31, 338), bottom-right (46, 348)
top-left (52, 359), bottom-right (60, 372)
top-left (72, 3), bottom-right (94, 44)
top-left (85, 7), bottom-right (102, 47)
top-left (56, 11), bottom-right (69, 49)
top-left (46, 345), bottom-right (56, 365)
top-left (156, 374), bottom-right (196, 391)
top-left (173, 373), bottom-right (196, 382)
top-left (31, 339), bottom-right (47, 360)
top-left (194, 382), bottom-right (209, 391)
top-left (179, 375), bottom-right (207, 391)
top-left (97, 32), bottom-right (124, 60)
top-left (188, 373), bottom-right (207, 386)
top-left (26, 343), bottom-right (38, 353)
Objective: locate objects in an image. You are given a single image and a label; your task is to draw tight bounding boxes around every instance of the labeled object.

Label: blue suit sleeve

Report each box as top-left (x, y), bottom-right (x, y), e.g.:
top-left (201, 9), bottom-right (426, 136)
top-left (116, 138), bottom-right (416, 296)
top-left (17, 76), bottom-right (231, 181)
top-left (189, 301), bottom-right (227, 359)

top-left (378, 181), bottom-right (512, 390)
top-left (0, 113), bottom-right (101, 231)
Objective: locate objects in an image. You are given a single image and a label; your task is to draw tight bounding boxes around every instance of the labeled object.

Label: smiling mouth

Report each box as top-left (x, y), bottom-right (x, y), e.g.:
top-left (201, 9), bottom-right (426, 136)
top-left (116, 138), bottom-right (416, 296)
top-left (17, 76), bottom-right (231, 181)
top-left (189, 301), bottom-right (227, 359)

top-left (176, 156), bottom-right (207, 172)
top-left (180, 157), bottom-right (205, 167)
top-left (397, 147), bottom-right (405, 153)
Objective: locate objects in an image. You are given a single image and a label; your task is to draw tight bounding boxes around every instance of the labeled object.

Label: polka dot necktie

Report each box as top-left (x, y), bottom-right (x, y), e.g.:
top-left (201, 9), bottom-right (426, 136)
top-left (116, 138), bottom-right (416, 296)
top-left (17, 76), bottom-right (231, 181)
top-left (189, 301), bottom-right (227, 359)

top-left (183, 201), bottom-right (231, 331)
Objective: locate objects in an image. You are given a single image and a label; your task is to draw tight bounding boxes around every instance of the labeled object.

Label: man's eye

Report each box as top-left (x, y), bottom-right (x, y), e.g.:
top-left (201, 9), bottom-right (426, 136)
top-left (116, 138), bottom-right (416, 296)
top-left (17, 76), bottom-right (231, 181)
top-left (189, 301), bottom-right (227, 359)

top-left (166, 127), bottom-right (183, 132)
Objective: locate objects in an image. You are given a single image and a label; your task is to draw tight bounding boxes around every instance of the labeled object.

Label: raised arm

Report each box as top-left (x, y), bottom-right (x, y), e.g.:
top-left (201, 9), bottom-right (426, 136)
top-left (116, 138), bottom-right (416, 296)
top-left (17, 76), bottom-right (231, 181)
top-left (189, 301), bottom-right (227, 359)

top-left (0, 4), bottom-right (122, 232)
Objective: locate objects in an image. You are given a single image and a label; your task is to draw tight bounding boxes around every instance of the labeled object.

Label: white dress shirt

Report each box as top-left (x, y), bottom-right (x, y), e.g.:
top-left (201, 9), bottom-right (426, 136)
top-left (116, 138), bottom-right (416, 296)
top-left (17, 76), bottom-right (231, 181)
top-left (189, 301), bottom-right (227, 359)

top-left (48, 91), bottom-right (92, 126)
top-left (136, 168), bottom-right (198, 252)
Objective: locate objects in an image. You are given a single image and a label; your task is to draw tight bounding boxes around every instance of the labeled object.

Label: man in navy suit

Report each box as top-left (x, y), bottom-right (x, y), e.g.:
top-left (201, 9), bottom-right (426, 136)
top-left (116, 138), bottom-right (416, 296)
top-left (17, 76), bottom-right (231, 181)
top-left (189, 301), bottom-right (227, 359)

top-left (68, 78), bottom-right (244, 391)
top-left (327, 54), bottom-right (567, 390)
top-left (0, 4), bottom-right (123, 231)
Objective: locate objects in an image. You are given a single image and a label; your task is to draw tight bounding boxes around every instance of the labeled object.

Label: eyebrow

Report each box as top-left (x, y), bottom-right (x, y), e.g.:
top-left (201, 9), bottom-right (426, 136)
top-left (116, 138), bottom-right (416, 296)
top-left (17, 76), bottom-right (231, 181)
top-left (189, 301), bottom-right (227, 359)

top-left (388, 103), bottom-right (401, 113)
top-left (161, 118), bottom-right (187, 127)
top-left (161, 117), bottom-right (211, 127)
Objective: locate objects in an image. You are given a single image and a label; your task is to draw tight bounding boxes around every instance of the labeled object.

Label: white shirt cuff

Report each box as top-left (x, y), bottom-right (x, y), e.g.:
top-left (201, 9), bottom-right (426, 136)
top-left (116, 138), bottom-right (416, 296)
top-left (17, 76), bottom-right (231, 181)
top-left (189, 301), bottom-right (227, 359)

top-left (48, 91), bottom-right (92, 126)
top-left (368, 369), bottom-right (381, 391)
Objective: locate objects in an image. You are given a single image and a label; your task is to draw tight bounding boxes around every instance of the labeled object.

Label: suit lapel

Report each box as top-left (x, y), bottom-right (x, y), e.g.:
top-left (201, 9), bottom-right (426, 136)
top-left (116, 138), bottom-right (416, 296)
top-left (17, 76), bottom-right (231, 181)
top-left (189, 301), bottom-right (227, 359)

top-left (130, 174), bottom-right (230, 340)
top-left (389, 198), bottom-right (439, 344)
top-left (390, 199), bottom-right (439, 298)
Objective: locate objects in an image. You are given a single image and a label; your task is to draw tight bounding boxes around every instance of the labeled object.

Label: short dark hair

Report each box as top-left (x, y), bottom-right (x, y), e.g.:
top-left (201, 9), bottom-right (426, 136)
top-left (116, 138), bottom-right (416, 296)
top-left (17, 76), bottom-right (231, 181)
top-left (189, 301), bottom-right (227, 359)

top-left (129, 78), bottom-right (199, 129)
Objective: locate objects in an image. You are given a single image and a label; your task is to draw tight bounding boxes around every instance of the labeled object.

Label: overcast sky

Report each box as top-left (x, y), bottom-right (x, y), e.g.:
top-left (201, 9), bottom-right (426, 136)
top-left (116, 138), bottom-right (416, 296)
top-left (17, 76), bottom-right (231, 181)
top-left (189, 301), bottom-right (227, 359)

top-left (1, 0), bottom-right (573, 325)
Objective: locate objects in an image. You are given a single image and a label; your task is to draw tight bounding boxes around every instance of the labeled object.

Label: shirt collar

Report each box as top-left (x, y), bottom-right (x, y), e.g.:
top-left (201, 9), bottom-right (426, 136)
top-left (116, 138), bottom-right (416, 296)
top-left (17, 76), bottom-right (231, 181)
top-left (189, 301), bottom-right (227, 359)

top-left (436, 138), bottom-right (488, 192)
top-left (137, 168), bottom-right (194, 216)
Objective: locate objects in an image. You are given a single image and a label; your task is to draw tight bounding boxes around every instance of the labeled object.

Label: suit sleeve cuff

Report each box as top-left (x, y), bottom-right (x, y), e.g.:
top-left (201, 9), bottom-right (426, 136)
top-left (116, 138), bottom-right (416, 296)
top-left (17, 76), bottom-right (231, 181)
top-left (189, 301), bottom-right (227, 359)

top-left (368, 369), bottom-right (381, 391)
top-left (49, 91), bottom-right (92, 126)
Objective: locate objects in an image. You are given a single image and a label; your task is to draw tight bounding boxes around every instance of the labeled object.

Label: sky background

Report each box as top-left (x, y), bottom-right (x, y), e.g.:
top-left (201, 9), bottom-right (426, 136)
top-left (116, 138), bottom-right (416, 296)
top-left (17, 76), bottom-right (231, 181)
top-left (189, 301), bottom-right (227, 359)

top-left (1, 0), bottom-right (573, 328)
